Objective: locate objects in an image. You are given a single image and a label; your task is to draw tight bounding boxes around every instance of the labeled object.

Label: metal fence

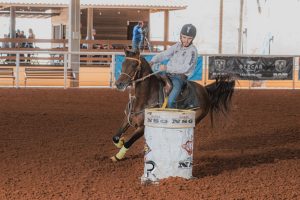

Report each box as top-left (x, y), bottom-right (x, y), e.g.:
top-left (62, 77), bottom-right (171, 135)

top-left (0, 50), bottom-right (299, 89)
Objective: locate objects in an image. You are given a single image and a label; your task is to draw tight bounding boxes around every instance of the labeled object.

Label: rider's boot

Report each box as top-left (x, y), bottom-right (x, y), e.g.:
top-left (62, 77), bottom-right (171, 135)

top-left (161, 75), bottom-right (172, 108)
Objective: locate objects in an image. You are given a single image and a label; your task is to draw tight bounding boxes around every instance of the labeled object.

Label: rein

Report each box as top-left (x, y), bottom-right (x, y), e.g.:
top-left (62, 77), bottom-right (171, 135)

top-left (122, 56), bottom-right (161, 126)
top-left (125, 91), bottom-right (160, 127)
top-left (122, 56), bottom-right (160, 84)
top-left (134, 70), bottom-right (161, 83)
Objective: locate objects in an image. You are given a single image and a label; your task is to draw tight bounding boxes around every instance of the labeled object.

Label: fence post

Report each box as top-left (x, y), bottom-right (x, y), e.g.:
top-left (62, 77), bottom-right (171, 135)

top-left (16, 53), bottom-right (20, 88)
top-left (110, 53), bottom-right (115, 88)
top-left (64, 53), bottom-right (68, 89)
top-left (293, 57), bottom-right (298, 90)
top-left (204, 55), bottom-right (208, 86)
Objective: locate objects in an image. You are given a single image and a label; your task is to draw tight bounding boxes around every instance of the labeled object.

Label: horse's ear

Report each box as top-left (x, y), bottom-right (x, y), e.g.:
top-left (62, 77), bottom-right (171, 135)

top-left (124, 48), bottom-right (130, 57)
top-left (133, 49), bottom-right (140, 58)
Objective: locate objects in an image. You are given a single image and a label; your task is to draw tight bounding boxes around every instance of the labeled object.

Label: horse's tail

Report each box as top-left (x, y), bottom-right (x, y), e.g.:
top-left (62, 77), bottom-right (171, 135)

top-left (205, 76), bottom-right (235, 127)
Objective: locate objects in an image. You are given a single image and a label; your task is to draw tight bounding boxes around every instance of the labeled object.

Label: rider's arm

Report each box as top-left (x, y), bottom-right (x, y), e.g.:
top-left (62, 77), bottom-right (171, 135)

top-left (150, 43), bottom-right (179, 65)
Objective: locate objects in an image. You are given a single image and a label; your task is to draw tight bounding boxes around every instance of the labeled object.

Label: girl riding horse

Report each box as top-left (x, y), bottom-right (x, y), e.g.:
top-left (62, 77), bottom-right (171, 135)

top-left (111, 49), bottom-right (235, 161)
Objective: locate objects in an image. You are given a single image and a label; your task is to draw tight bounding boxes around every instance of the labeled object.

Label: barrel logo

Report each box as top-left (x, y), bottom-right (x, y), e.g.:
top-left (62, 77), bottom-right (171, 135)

top-left (182, 140), bottom-right (193, 155)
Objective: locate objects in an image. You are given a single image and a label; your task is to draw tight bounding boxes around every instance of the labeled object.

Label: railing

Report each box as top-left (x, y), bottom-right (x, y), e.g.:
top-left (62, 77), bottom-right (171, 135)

top-left (0, 38), bottom-right (176, 52)
top-left (0, 49), bottom-right (299, 89)
top-left (0, 50), bottom-right (115, 88)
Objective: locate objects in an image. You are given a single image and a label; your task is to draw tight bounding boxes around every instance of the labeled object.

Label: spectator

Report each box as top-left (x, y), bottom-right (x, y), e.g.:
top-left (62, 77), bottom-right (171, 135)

top-left (27, 28), bottom-right (35, 48)
top-left (18, 30), bottom-right (26, 62)
top-left (82, 28), bottom-right (99, 49)
top-left (27, 28), bottom-right (35, 63)
top-left (1, 34), bottom-right (9, 62)
top-left (16, 29), bottom-right (20, 38)
top-left (14, 29), bottom-right (21, 48)
top-left (18, 30), bottom-right (27, 48)
top-left (132, 21), bottom-right (144, 51)
top-left (2, 34), bottom-right (9, 48)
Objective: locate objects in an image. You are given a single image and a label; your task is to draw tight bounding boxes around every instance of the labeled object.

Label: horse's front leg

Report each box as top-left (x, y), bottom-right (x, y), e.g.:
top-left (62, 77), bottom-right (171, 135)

top-left (112, 117), bottom-right (130, 149)
top-left (111, 126), bottom-right (144, 162)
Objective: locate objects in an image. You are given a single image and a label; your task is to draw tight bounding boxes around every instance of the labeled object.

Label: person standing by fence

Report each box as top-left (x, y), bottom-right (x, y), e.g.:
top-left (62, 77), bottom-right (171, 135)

top-left (132, 21), bottom-right (144, 51)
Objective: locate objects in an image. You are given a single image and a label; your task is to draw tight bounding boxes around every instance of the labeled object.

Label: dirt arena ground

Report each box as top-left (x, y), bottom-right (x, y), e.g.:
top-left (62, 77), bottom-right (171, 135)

top-left (0, 88), bottom-right (299, 200)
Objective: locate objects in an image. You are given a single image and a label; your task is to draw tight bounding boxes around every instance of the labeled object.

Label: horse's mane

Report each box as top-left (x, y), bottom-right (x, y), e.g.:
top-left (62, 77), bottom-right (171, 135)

top-left (140, 56), bottom-right (153, 73)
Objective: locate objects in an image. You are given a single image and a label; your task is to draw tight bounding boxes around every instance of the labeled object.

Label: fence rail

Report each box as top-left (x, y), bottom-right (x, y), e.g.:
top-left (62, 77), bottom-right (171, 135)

top-left (0, 49), bottom-right (299, 89)
top-left (0, 38), bottom-right (176, 51)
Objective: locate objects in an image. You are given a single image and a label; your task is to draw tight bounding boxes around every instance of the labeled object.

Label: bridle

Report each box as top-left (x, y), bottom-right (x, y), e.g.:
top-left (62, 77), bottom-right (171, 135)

top-left (119, 57), bottom-right (142, 82)
top-left (119, 56), bottom-right (160, 84)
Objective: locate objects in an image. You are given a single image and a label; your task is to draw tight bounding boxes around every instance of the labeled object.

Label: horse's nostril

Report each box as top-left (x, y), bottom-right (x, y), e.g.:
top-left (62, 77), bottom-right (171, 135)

top-left (116, 83), bottom-right (123, 89)
top-left (115, 82), bottom-right (121, 88)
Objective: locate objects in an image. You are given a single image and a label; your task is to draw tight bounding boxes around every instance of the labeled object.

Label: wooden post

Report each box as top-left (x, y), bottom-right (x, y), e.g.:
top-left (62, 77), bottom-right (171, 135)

top-left (238, 0), bottom-right (244, 54)
top-left (68, 0), bottom-right (81, 87)
top-left (164, 10), bottom-right (169, 50)
top-left (87, 8), bottom-right (93, 39)
top-left (218, 0), bottom-right (223, 54)
top-left (10, 7), bottom-right (16, 48)
top-left (87, 8), bottom-right (93, 49)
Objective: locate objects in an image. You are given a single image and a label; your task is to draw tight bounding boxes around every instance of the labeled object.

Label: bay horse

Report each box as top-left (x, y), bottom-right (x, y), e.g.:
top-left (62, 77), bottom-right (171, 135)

top-left (111, 49), bottom-right (235, 161)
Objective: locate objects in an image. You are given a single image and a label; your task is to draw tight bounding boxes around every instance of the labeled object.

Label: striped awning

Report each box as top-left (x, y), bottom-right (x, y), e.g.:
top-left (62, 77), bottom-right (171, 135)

top-left (0, 0), bottom-right (187, 10)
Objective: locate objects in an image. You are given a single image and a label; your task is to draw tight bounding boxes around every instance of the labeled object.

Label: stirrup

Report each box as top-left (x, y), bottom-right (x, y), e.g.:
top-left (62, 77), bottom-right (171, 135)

top-left (161, 97), bottom-right (168, 109)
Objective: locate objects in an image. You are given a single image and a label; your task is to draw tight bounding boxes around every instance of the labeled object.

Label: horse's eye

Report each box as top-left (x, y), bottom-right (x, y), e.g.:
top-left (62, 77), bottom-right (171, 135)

top-left (131, 63), bottom-right (137, 68)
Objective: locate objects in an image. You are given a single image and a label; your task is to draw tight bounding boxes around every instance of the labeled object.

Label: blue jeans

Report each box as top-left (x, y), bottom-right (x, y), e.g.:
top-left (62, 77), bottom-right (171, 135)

top-left (167, 74), bottom-right (186, 108)
top-left (132, 39), bottom-right (143, 51)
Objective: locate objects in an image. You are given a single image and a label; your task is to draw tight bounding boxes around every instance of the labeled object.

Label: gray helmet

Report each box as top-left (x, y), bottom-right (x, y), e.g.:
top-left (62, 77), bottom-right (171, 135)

top-left (180, 24), bottom-right (197, 38)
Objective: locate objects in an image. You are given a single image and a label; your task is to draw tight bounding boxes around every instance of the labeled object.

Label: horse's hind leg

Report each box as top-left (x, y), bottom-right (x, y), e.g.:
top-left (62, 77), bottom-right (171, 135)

top-left (195, 108), bottom-right (209, 124)
top-left (112, 118), bottom-right (130, 148)
top-left (111, 126), bottom-right (144, 162)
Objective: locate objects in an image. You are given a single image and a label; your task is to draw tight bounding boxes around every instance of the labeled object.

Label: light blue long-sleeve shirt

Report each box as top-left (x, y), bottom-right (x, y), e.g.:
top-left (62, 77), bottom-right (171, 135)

top-left (150, 42), bottom-right (198, 77)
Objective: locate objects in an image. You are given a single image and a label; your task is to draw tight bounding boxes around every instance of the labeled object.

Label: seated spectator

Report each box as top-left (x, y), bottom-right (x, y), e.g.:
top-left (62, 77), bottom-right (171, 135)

top-left (18, 30), bottom-right (27, 48)
top-left (27, 28), bottom-right (35, 48)
top-left (18, 30), bottom-right (26, 63)
top-left (2, 34), bottom-right (9, 48)
top-left (82, 29), bottom-right (101, 49)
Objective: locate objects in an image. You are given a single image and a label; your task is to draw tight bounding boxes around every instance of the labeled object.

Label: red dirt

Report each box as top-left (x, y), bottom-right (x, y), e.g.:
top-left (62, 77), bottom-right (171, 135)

top-left (0, 89), bottom-right (299, 200)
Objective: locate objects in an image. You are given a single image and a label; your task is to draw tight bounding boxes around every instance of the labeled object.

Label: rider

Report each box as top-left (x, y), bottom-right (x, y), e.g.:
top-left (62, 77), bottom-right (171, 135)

top-left (149, 24), bottom-right (198, 108)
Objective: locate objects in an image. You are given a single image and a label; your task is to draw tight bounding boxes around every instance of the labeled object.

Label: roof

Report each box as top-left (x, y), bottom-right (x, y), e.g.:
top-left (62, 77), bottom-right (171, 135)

top-left (0, 0), bottom-right (187, 10)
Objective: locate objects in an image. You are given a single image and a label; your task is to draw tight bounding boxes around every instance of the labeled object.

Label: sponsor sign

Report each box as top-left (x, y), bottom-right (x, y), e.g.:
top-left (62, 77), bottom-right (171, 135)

top-left (115, 54), bottom-right (203, 81)
top-left (144, 109), bottom-right (195, 128)
top-left (209, 56), bottom-right (293, 80)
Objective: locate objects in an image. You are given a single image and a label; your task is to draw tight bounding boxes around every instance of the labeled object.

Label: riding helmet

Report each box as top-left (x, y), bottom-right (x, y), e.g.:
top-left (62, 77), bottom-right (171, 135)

top-left (180, 24), bottom-right (197, 38)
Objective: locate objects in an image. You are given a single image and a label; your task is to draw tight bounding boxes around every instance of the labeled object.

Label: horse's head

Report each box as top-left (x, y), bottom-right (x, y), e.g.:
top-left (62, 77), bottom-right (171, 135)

top-left (115, 49), bottom-right (142, 91)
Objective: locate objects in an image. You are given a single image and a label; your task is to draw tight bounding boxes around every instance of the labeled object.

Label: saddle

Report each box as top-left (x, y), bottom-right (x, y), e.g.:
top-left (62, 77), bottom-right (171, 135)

top-left (158, 79), bottom-right (200, 109)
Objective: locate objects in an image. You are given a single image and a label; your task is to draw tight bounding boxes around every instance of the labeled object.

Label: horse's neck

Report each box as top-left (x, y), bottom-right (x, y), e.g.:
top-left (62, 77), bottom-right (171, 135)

top-left (134, 61), bottom-right (160, 107)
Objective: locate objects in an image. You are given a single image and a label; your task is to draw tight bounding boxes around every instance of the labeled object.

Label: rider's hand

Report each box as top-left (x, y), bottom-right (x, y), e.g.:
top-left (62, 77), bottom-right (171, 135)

top-left (159, 65), bottom-right (167, 71)
top-left (149, 61), bottom-right (154, 66)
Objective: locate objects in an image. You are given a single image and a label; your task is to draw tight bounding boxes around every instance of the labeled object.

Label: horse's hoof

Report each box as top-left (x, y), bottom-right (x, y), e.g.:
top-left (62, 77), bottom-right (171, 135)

top-left (110, 156), bottom-right (119, 162)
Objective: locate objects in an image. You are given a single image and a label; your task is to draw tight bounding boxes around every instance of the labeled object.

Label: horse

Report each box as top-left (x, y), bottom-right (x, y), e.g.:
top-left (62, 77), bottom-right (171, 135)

top-left (111, 49), bottom-right (235, 162)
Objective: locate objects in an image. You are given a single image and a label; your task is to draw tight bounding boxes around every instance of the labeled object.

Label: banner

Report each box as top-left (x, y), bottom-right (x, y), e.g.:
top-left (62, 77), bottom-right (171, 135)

top-left (115, 55), bottom-right (203, 81)
top-left (209, 56), bottom-right (293, 80)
